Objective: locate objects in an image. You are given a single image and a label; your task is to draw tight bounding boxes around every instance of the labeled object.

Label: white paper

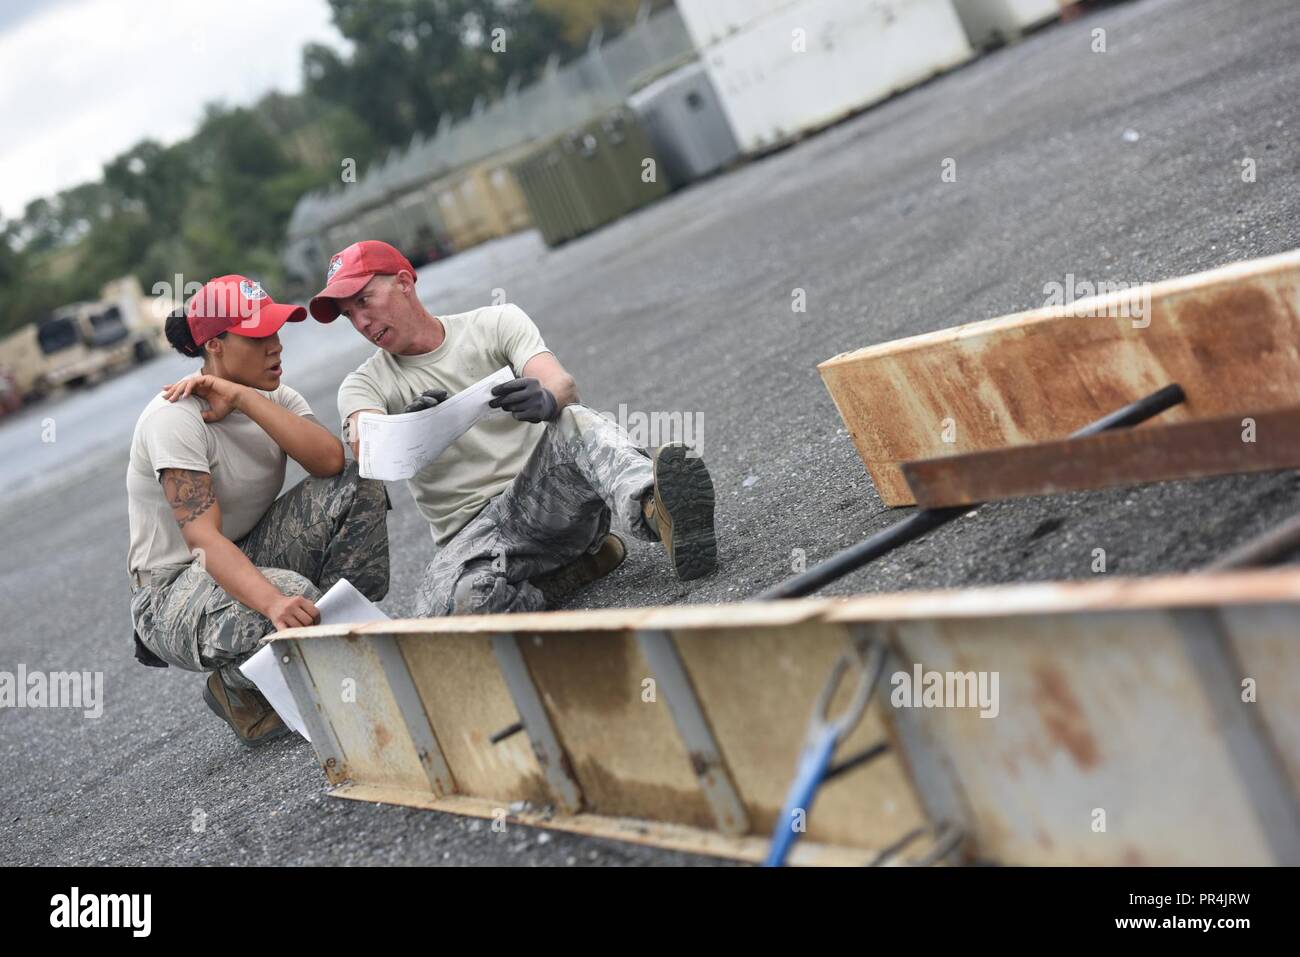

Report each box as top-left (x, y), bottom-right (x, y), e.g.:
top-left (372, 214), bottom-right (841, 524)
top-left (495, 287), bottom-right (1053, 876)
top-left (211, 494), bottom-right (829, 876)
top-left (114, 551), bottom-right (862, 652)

top-left (357, 366), bottom-right (514, 481)
top-left (240, 578), bottom-right (392, 741)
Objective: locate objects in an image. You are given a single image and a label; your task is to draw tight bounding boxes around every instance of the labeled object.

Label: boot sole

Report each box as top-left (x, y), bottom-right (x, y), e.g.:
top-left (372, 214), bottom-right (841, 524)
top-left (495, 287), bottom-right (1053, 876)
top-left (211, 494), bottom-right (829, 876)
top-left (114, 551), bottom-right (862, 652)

top-left (654, 445), bottom-right (717, 581)
top-left (203, 680), bottom-right (290, 749)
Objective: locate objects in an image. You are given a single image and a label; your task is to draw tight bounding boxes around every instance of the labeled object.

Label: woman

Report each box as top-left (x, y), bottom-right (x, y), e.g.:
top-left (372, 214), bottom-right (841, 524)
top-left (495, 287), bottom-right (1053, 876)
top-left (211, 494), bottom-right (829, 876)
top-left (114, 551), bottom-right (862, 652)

top-left (126, 275), bottom-right (390, 747)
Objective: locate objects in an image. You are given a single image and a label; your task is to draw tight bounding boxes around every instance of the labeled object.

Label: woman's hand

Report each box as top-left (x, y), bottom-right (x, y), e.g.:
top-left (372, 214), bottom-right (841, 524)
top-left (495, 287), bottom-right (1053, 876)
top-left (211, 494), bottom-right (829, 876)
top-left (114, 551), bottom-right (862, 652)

top-left (264, 593), bottom-right (321, 632)
top-left (161, 374), bottom-right (246, 423)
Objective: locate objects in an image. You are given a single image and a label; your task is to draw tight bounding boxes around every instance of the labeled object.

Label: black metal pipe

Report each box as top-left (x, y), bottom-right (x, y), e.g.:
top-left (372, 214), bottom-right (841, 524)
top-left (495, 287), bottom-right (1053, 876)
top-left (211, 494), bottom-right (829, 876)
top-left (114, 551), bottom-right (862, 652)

top-left (489, 720), bottom-right (525, 745)
top-left (758, 384), bottom-right (1186, 601)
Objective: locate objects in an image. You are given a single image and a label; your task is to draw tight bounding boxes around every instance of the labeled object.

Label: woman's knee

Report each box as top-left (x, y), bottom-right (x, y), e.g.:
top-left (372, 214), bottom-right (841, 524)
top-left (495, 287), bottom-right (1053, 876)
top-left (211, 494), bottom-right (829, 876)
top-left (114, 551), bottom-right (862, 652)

top-left (266, 568), bottom-right (321, 601)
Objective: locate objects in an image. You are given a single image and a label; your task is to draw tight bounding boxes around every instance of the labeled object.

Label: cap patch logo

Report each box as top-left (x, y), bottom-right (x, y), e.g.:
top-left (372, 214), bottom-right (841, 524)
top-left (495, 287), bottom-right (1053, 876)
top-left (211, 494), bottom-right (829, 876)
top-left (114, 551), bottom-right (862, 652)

top-left (240, 280), bottom-right (268, 300)
top-left (327, 256), bottom-right (343, 280)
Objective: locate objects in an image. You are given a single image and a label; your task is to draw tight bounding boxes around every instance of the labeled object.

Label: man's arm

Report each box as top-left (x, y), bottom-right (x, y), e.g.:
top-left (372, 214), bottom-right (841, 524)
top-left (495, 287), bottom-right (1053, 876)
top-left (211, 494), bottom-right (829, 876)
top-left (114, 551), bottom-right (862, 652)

top-left (160, 469), bottom-right (319, 631)
top-left (345, 408), bottom-right (385, 463)
top-left (522, 352), bottom-right (579, 411)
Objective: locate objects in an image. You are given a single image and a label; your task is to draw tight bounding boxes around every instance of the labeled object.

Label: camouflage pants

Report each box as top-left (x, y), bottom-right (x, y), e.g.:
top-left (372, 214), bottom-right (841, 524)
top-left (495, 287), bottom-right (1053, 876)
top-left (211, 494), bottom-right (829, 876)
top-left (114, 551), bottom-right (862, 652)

top-left (130, 462), bottom-right (390, 690)
top-left (413, 404), bottom-right (657, 617)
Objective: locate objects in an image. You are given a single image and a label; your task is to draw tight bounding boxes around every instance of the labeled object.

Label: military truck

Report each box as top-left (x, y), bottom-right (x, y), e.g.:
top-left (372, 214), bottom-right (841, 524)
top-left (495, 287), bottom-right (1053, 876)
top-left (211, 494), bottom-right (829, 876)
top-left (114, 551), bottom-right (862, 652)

top-left (0, 323), bottom-right (45, 406)
top-left (31, 276), bottom-right (165, 395)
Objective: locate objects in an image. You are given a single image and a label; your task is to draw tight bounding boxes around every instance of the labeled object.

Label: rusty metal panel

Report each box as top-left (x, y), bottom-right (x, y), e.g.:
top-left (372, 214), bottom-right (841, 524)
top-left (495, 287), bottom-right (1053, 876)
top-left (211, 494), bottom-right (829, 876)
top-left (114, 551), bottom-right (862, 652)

top-left (878, 612), bottom-right (1280, 865)
top-left (274, 571), bottom-right (1300, 864)
top-left (294, 633), bottom-right (431, 793)
top-left (901, 407), bottom-right (1300, 508)
top-left (818, 250), bottom-right (1300, 506)
top-left (1171, 609), bottom-right (1300, 864)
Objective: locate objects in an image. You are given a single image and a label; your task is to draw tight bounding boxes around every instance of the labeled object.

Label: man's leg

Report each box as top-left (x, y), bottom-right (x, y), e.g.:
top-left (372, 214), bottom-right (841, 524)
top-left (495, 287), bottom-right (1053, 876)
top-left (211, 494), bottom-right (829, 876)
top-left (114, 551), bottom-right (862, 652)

top-left (412, 403), bottom-right (714, 617)
top-left (548, 404), bottom-right (659, 542)
top-left (412, 474), bottom-right (612, 618)
top-left (553, 404), bottom-right (717, 580)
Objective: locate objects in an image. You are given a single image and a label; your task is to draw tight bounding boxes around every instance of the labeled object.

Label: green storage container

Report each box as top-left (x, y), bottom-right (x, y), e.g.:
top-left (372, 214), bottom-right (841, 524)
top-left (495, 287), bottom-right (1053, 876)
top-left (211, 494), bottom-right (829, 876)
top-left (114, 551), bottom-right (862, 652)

top-left (511, 107), bottom-right (670, 247)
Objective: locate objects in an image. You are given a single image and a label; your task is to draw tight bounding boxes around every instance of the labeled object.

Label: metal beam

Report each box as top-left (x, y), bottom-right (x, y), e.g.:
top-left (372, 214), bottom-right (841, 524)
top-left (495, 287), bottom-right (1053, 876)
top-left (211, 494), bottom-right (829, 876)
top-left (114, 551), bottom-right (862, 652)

top-left (636, 629), bottom-right (750, 835)
top-left (902, 406), bottom-right (1300, 508)
top-left (275, 639), bottom-right (349, 786)
top-left (370, 635), bottom-right (456, 797)
top-left (489, 633), bottom-right (584, 814)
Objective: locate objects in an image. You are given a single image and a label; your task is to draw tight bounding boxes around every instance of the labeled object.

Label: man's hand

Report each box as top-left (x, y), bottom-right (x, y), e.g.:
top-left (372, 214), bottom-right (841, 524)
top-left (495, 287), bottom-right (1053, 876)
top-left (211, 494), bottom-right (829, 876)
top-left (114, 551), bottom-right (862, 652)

top-left (489, 377), bottom-right (558, 423)
top-left (160, 374), bottom-right (245, 423)
top-left (264, 593), bottom-right (321, 632)
top-left (402, 388), bottom-right (449, 414)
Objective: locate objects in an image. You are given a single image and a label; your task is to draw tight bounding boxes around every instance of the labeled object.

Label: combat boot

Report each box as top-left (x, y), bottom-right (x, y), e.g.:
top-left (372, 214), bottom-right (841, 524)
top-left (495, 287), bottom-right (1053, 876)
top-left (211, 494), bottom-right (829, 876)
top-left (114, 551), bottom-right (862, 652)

top-left (644, 444), bottom-right (717, 581)
top-left (203, 671), bottom-right (292, 748)
top-left (532, 533), bottom-right (627, 606)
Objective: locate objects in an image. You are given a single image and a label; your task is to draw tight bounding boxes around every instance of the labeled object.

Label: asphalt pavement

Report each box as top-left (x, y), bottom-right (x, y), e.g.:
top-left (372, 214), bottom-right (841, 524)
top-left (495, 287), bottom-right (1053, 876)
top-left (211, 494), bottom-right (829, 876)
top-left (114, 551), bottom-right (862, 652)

top-left (2, 0), bottom-right (1298, 865)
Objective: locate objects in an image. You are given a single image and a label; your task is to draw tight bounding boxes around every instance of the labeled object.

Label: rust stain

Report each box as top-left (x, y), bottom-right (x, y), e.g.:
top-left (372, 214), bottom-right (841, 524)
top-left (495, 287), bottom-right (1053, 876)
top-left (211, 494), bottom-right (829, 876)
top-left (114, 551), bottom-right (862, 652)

top-left (1122, 846), bottom-right (1145, 866)
top-left (373, 723), bottom-right (392, 750)
top-left (1032, 664), bottom-right (1101, 770)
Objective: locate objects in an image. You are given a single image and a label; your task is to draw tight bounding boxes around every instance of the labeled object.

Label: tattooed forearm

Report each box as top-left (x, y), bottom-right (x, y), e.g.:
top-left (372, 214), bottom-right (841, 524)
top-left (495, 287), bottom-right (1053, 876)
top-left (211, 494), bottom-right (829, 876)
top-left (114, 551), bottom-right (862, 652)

top-left (160, 468), bottom-right (217, 528)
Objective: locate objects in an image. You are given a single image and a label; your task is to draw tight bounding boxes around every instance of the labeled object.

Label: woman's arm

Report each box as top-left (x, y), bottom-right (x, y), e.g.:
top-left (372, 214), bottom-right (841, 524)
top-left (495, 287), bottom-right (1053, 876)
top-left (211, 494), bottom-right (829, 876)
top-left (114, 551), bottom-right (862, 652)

top-left (160, 375), bottom-right (345, 477)
top-left (160, 468), bottom-right (320, 631)
top-left (237, 389), bottom-right (345, 477)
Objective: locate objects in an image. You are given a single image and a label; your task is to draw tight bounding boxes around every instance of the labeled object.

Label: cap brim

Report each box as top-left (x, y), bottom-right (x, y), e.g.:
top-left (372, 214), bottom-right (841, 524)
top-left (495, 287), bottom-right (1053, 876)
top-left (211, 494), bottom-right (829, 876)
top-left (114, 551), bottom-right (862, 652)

top-left (309, 273), bottom-right (374, 322)
top-left (226, 302), bottom-right (306, 338)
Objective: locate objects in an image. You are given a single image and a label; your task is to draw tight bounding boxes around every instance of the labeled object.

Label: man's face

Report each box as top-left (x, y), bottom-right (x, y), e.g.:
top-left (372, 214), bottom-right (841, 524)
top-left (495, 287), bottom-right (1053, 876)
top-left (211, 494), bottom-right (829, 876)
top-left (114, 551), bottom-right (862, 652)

top-left (337, 273), bottom-right (415, 353)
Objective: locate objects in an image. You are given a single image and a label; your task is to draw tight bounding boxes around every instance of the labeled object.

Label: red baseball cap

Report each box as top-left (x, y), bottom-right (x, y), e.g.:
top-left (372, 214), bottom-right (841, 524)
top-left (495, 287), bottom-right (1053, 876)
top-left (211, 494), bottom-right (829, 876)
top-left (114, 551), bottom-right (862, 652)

top-left (186, 275), bottom-right (306, 346)
top-left (309, 240), bottom-right (417, 322)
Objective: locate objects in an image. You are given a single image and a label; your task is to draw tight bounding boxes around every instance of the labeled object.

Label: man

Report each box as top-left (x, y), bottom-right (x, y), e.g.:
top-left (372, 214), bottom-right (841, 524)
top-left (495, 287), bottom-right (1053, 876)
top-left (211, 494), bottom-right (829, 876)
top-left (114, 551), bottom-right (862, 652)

top-left (310, 240), bottom-right (716, 616)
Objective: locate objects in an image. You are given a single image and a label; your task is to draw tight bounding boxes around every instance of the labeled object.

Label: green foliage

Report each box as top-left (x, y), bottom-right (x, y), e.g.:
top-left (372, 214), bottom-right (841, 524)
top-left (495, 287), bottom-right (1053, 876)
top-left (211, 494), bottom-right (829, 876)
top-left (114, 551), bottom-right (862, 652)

top-left (0, 0), bottom-right (632, 337)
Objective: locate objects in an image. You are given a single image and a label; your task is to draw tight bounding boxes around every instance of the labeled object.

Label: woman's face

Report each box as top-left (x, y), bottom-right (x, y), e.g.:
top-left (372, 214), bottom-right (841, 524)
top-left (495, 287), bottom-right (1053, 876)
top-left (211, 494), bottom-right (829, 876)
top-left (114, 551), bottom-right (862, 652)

top-left (207, 332), bottom-right (284, 392)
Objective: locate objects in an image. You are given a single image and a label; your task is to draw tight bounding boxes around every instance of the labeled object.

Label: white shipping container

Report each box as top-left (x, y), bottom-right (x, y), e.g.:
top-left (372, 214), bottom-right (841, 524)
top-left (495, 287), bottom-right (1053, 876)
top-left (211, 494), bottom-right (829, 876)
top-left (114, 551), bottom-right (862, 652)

top-left (698, 0), bottom-right (974, 155)
top-left (675, 0), bottom-right (805, 49)
top-left (952, 0), bottom-right (1062, 49)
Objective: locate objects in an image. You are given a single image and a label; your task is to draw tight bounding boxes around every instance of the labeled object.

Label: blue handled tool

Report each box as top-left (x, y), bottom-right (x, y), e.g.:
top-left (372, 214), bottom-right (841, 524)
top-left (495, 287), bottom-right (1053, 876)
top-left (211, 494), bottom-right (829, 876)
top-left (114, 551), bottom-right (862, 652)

top-left (763, 642), bottom-right (885, 867)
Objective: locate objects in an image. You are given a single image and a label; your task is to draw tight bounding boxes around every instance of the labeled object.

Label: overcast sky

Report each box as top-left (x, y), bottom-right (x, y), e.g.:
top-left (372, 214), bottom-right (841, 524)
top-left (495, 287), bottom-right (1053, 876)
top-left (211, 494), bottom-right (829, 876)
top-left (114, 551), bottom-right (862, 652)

top-left (0, 0), bottom-right (348, 218)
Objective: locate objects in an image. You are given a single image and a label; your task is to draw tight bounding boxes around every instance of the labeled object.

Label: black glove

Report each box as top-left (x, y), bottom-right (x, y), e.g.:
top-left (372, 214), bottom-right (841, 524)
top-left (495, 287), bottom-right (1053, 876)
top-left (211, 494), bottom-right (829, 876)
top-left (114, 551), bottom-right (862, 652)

top-left (402, 388), bottom-right (449, 414)
top-left (489, 377), bottom-right (558, 423)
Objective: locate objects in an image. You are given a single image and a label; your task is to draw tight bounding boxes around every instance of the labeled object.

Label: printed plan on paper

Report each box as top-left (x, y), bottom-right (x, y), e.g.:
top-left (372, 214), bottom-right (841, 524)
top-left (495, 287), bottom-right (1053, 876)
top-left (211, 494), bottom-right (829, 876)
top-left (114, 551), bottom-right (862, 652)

top-left (357, 366), bottom-right (515, 481)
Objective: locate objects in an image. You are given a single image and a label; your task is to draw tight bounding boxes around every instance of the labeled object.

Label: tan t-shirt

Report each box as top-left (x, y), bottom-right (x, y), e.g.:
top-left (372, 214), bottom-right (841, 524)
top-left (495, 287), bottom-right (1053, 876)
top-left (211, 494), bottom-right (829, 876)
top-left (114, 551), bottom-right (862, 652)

top-left (126, 383), bottom-right (313, 574)
top-left (337, 303), bottom-right (550, 545)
